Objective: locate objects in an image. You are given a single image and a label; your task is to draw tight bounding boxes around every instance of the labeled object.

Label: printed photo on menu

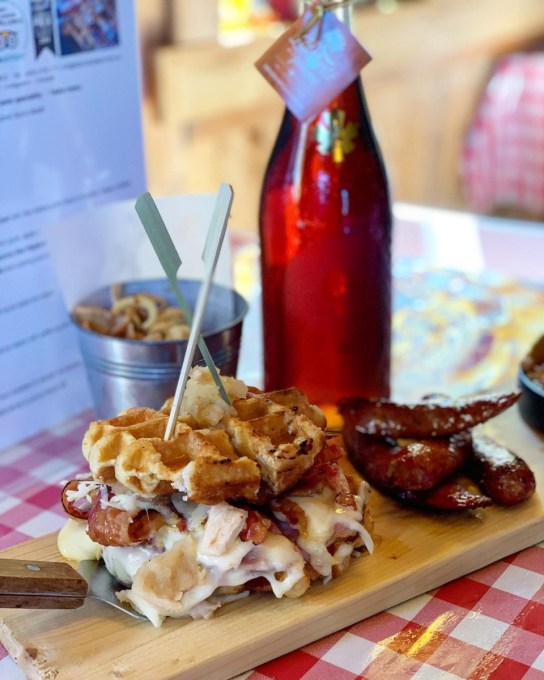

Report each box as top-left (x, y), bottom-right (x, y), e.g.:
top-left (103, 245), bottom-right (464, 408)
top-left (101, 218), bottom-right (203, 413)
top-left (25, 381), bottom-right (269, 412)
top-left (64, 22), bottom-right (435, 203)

top-left (56, 0), bottom-right (119, 55)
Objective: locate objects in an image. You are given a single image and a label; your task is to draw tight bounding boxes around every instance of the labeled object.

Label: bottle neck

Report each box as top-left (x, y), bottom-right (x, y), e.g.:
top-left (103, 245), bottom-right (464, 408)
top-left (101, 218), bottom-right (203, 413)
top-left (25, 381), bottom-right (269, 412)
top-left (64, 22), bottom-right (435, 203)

top-left (301, 2), bottom-right (353, 29)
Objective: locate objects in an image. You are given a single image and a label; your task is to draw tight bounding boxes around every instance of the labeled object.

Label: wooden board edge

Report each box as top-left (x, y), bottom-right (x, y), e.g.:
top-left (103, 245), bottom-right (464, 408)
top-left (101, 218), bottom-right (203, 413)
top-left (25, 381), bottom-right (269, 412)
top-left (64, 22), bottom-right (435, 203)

top-left (0, 619), bottom-right (45, 680)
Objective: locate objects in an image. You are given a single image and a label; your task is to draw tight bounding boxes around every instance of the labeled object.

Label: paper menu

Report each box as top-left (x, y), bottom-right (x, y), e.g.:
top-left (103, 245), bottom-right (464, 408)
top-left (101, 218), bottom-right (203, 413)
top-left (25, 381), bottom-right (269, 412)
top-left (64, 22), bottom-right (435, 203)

top-left (0, 0), bottom-right (146, 451)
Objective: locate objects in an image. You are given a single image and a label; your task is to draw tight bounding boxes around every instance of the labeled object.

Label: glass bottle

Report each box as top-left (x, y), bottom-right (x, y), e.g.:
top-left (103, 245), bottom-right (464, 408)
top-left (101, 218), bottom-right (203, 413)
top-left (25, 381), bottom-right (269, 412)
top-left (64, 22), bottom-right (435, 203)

top-left (258, 0), bottom-right (392, 419)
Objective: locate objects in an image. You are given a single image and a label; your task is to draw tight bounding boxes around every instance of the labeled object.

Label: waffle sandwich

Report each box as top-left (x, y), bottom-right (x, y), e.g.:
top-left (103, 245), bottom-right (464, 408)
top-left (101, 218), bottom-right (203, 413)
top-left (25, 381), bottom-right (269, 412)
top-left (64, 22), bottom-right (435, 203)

top-left (59, 367), bottom-right (373, 626)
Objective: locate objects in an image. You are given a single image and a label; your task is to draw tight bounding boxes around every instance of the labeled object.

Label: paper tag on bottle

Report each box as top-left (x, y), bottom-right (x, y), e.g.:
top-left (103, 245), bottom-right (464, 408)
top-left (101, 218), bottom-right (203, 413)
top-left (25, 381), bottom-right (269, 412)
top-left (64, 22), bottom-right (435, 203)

top-left (255, 8), bottom-right (372, 122)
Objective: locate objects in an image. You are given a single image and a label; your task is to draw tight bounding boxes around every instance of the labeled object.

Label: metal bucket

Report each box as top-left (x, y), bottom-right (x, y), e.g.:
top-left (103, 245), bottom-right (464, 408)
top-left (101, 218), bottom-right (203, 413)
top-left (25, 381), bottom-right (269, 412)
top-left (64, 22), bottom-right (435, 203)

top-left (72, 279), bottom-right (248, 419)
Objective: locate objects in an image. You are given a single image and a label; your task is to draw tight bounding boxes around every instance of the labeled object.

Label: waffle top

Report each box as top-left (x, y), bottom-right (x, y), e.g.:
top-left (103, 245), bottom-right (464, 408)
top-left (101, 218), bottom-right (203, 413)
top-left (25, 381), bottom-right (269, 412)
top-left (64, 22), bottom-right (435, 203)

top-left (82, 368), bottom-right (327, 504)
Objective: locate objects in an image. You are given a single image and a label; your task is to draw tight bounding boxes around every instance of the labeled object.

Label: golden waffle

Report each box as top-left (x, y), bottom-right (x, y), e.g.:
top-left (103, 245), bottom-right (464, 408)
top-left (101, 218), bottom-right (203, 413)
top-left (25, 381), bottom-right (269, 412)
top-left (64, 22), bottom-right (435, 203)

top-left (115, 427), bottom-right (261, 502)
top-left (82, 378), bottom-right (327, 503)
top-left (83, 407), bottom-right (260, 502)
top-left (246, 387), bottom-right (327, 429)
top-left (227, 389), bottom-right (326, 496)
top-left (82, 408), bottom-right (173, 484)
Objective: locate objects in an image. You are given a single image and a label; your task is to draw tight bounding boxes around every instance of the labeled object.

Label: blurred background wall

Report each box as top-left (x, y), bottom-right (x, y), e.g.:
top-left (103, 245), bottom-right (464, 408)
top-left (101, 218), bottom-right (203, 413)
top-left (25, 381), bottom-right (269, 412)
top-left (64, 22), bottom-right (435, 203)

top-left (134, 0), bottom-right (544, 231)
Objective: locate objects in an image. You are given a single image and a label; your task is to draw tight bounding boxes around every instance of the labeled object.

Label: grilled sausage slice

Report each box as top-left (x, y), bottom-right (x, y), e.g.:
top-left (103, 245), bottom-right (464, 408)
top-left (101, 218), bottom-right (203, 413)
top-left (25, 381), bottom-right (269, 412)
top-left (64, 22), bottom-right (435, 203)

top-left (343, 425), bottom-right (471, 493)
top-left (339, 392), bottom-right (520, 439)
top-left (467, 431), bottom-right (536, 506)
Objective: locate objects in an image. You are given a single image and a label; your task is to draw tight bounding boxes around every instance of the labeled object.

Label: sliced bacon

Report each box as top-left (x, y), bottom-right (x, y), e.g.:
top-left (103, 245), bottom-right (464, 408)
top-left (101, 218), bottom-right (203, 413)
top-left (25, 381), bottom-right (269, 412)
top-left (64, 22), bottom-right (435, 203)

top-left (296, 461), bottom-right (357, 509)
top-left (293, 440), bottom-right (357, 508)
top-left (270, 497), bottom-right (308, 535)
top-left (86, 487), bottom-right (165, 546)
top-left (239, 509), bottom-right (272, 544)
top-left (313, 440), bottom-right (344, 466)
top-left (321, 463), bottom-right (357, 509)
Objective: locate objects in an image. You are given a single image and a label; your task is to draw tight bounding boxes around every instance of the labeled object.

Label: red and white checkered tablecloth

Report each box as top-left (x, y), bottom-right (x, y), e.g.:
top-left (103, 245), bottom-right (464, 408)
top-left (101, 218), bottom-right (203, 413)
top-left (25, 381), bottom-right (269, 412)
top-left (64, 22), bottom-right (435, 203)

top-left (462, 52), bottom-right (544, 217)
top-left (1, 410), bottom-right (544, 680)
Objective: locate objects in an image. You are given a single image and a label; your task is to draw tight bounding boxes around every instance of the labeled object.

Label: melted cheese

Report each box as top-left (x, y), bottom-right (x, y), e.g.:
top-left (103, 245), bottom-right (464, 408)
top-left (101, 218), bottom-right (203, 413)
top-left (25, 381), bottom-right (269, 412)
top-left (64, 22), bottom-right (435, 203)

top-left (117, 590), bottom-right (165, 628)
top-left (57, 518), bottom-right (101, 562)
top-left (221, 533), bottom-right (307, 598)
top-left (286, 486), bottom-right (374, 578)
top-left (199, 537), bottom-right (254, 572)
top-left (76, 475), bottom-right (372, 626)
top-left (102, 525), bottom-right (181, 586)
top-left (102, 544), bottom-right (159, 585)
top-left (108, 512), bottom-right (307, 626)
top-left (116, 531), bottom-right (307, 627)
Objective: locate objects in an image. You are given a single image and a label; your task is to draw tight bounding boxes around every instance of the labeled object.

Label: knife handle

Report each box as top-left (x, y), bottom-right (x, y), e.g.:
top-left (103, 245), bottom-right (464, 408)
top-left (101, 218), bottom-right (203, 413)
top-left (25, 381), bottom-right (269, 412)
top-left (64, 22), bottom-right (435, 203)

top-left (0, 558), bottom-right (87, 610)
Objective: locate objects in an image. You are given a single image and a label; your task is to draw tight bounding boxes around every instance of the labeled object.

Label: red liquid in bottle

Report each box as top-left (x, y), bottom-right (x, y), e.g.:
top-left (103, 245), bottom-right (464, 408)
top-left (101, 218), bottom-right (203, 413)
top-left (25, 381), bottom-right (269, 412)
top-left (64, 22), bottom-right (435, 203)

top-left (259, 77), bottom-right (392, 413)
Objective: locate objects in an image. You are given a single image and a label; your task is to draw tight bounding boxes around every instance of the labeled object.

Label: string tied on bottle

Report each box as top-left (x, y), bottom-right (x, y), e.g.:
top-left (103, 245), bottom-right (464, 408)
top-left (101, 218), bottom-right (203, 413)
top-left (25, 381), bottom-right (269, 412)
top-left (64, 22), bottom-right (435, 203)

top-left (295, 0), bottom-right (356, 48)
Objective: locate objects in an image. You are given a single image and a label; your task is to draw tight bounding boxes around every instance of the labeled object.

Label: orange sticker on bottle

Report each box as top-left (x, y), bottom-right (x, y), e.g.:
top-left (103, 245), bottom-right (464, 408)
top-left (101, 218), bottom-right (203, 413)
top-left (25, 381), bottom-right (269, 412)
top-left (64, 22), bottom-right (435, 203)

top-left (255, 8), bottom-right (371, 122)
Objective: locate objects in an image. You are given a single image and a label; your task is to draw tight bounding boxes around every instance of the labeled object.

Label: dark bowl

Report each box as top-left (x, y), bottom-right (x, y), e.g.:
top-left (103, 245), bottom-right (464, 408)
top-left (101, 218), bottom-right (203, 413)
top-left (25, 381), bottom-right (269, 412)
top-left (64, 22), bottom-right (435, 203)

top-left (518, 335), bottom-right (544, 433)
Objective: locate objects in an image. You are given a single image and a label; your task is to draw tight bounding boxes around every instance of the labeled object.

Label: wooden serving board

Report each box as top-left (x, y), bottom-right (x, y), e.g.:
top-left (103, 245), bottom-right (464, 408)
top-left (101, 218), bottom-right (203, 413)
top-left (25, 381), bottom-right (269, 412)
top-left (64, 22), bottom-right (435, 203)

top-left (1, 408), bottom-right (544, 680)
